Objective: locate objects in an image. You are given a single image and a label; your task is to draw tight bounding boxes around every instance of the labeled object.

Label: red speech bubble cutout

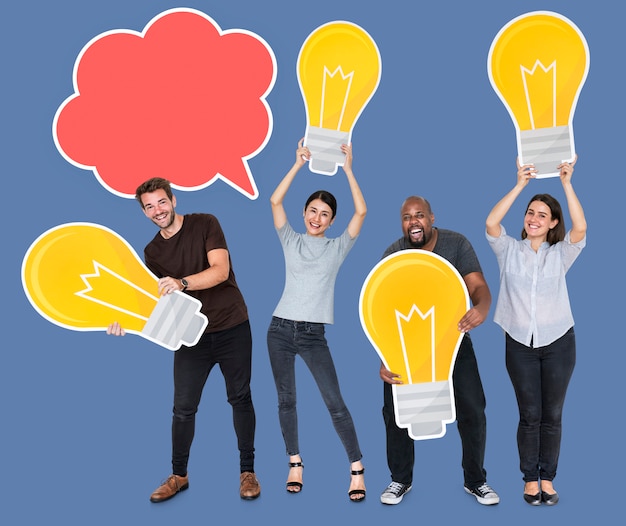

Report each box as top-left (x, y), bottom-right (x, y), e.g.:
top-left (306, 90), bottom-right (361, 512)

top-left (53, 8), bottom-right (277, 199)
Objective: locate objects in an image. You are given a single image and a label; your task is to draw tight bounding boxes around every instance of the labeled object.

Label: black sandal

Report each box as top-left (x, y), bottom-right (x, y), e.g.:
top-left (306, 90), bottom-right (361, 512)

top-left (286, 460), bottom-right (304, 493)
top-left (348, 468), bottom-right (366, 502)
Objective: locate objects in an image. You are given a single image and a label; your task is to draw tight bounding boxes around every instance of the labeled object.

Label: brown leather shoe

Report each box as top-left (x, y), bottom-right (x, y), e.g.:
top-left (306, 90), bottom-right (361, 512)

top-left (239, 471), bottom-right (261, 500)
top-left (149, 474), bottom-right (189, 503)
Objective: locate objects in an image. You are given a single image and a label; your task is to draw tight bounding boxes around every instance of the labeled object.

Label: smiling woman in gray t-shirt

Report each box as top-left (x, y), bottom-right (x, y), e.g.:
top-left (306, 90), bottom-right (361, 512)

top-left (267, 139), bottom-right (367, 502)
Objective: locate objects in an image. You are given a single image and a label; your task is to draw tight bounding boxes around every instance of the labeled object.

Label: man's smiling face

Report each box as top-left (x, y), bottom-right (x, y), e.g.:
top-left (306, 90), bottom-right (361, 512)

top-left (401, 197), bottom-right (434, 249)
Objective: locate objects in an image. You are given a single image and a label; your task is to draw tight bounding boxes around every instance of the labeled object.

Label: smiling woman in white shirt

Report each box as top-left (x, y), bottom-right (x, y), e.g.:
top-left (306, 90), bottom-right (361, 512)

top-left (485, 157), bottom-right (587, 507)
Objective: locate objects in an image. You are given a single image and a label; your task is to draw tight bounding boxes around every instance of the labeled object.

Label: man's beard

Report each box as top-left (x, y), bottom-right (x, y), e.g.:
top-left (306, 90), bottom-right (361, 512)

top-left (405, 234), bottom-right (426, 248)
top-left (152, 212), bottom-right (175, 229)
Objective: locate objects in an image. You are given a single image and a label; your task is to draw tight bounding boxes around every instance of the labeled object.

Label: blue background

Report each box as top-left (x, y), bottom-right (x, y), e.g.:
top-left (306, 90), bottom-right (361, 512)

top-left (3, 1), bottom-right (622, 524)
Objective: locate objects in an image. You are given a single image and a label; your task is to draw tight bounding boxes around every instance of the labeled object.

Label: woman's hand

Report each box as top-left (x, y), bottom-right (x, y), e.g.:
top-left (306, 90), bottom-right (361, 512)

top-left (516, 158), bottom-right (536, 187)
top-left (558, 155), bottom-right (577, 185)
top-left (296, 138), bottom-right (310, 168)
top-left (341, 143), bottom-right (353, 173)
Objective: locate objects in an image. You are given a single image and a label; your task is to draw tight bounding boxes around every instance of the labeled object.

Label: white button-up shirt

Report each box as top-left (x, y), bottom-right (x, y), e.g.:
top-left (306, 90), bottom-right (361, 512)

top-left (486, 225), bottom-right (585, 347)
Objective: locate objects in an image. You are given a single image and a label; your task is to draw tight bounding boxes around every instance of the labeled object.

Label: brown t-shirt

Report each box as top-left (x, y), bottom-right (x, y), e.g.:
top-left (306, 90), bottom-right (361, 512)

top-left (144, 213), bottom-right (248, 333)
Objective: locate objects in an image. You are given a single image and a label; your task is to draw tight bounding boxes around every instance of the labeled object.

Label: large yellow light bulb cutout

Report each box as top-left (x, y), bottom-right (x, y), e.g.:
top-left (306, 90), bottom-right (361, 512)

top-left (21, 223), bottom-right (208, 351)
top-left (297, 21), bottom-right (381, 175)
top-left (359, 250), bottom-right (469, 440)
top-left (488, 11), bottom-right (589, 177)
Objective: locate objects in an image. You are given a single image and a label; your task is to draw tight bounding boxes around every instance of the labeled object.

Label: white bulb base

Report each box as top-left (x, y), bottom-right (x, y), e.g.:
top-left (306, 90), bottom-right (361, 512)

top-left (519, 125), bottom-right (574, 178)
top-left (141, 292), bottom-right (208, 350)
top-left (305, 125), bottom-right (350, 175)
top-left (393, 381), bottom-right (455, 440)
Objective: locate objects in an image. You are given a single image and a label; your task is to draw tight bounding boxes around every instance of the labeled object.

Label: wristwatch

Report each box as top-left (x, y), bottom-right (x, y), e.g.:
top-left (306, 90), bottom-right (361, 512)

top-left (180, 278), bottom-right (189, 292)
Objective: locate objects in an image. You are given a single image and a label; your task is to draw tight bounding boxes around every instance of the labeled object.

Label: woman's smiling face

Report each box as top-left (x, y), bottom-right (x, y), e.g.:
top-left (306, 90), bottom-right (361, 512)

top-left (303, 198), bottom-right (334, 237)
top-left (524, 200), bottom-right (559, 242)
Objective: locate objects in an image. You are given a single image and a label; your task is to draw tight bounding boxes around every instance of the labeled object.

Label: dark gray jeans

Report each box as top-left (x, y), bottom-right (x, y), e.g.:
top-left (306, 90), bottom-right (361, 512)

top-left (267, 316), bottom-right (362, 463)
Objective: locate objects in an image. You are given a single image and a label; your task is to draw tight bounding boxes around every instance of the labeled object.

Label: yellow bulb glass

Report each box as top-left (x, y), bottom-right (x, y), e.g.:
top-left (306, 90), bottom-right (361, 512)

top-left (22, 223), bottom-right (159, 332)
top-left (22, 222), bottom-right (208, 351)
top-left (297, 21), bottom-right (381, 174)
top-left (488, 11), bottom-right (589, 177)
top-left (360, 250), bottom-right (469, 439)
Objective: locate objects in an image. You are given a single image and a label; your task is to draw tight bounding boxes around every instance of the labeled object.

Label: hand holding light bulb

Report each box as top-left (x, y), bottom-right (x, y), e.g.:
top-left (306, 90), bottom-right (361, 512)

top-left (22, 223), bottom-right (208, 351)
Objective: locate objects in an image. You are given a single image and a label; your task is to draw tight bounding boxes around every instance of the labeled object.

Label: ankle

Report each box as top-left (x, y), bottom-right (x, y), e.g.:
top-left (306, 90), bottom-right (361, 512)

top-left (350, 460), bottom-right (364, 473)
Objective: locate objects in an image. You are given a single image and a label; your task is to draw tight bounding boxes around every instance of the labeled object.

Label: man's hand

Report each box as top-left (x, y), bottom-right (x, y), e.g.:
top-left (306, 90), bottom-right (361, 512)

top-left (457, 306), bottom-right (486, 333)
top-left (158, 276), bottom-right (184, 296)
top-left (380, 362), bottom-right (403, 385)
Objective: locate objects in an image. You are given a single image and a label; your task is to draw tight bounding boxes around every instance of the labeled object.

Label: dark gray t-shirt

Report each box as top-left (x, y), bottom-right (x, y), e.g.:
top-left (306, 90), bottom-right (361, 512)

top-left (382, 228), bottom-right (482, 278)
top-left (144, 213), bottom-right (248, 333)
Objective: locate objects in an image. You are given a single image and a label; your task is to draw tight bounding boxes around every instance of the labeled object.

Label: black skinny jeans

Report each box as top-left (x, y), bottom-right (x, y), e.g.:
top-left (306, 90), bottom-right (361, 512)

top-left (505, 328), bottom-right (576, 483)
top-left (383, 334), bottom-right (488, 489)
top-left (171, 320), bottom-right (256, 475)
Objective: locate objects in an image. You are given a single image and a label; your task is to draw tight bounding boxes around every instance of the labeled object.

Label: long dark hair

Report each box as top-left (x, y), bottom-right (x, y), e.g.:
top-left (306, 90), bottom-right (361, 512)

top-left (521, 193), bottom-right (565, 245)
top-left (304, 190), bottom-right (337, 219)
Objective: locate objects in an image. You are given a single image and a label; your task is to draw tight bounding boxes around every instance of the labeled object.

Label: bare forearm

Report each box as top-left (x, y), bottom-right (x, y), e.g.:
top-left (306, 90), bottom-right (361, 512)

top-left (486, 183), bottom-right (524, 236)
top-left (487, 161), bottom-right (535, 236)
top-left (271, 141), bottom-right (309, 228)
top-left (158, 248), bottom-right (231, 295)
top-left (345, 167), bottom-right (367, 237)
top-left (270, 162), bottom-right (300, 208)
top-left (346, 168), bottom-right (367, 216)
top-left (183, 266), bottom-right (229, 291)
top-left (562, 181), bottom-right (587, 241)
top-left (458, 273), bottom-right (491, 331)
top-left (470, 282), bottom-right (492, 321)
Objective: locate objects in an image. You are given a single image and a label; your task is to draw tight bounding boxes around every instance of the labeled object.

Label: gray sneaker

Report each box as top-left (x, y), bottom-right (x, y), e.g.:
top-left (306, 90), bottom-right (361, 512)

top-left (380, 481), bottom-right (412, 505)
top-left (464, 483), bottom-right (500, 505)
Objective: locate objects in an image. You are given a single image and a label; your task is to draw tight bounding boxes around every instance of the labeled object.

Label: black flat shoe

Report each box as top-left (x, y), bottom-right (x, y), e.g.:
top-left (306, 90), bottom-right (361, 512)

top-left (541, 491), bottom-right (559, 506)
top-left (523, 492), bottom-right (541, 506)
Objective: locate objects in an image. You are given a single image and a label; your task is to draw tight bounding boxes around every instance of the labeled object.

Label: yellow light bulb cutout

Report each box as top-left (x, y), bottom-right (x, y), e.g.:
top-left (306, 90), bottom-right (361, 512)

top-left (297, 21), bottom-right (381, 175)
top-left (21, 223), bottom-right (208, 351)
top-left (488, 11), bottom-right (589, 177)
top-left (359, 250), bottom-right (469, 440)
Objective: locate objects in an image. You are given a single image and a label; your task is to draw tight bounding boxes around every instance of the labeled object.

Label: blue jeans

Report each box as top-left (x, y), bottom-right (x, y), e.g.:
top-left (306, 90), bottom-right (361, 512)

top-left (171, 320), bottom-right (256, 475)
top-left (505, 328), bottom-right (576, 482)
top-left (382, 334), bottom-right (488, 489)
top-left (266, 317), bottom-right (362, 463)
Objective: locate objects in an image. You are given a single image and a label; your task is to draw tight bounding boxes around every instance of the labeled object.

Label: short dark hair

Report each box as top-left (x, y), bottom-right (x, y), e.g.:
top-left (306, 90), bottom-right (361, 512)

top-left (521, 193), bottom-right (565, 245)
top-left (304, 190), bottom-right (337, 219)
top-left (401, 195), bottom-right (432, 215)
top-left (135, 178), bottom-right (173, 208)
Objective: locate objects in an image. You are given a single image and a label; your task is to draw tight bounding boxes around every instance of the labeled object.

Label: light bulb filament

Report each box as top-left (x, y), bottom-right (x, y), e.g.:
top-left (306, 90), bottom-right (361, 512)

top-left (320, 66), bottom-right (354, 130)
top-left (396, 305), bottom-right (435, 384)
top-left (76, 260), bottom-right (159, 321)
top-left (521, 60), bottom-right (557, 129)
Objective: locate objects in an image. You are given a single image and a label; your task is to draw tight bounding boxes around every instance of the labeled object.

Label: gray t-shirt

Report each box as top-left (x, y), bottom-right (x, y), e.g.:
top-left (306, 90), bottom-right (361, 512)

top-left (272, 221), bottom-right (357, 324)
top-left (382, 228), bottom-right (482, 278)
